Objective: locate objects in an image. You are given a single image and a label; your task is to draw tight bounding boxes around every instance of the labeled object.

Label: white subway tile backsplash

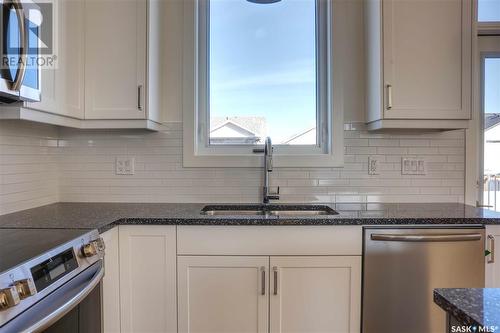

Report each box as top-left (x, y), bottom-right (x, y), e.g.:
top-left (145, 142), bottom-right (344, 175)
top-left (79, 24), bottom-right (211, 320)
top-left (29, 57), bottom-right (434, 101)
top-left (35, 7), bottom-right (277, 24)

top-left (376, 147), bottom-right (408, 155)
top-left (430, 139), bottom-right (465, 147)
top-left (0, 121), bottom-right (467, 214)
top-left (399, 139), bottom-right (431, 147)
top-left (369, 139), bottom-right (400, 147)
top-left (345, 138), bottom-right (369, 146)
top-left (0, 121), bottom-right (59, 215)
top-left (438, 147), bottom-right (464, 155)
top-left (57, 123), bottom-right (463, 204)
top-left (346, 146), bottom-right (378, 155)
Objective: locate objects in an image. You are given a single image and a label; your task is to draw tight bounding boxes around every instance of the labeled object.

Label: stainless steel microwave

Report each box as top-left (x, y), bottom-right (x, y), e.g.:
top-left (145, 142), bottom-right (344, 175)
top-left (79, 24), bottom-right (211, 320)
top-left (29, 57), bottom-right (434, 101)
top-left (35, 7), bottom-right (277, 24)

top-left (0, 0), bottom-right (41, 103)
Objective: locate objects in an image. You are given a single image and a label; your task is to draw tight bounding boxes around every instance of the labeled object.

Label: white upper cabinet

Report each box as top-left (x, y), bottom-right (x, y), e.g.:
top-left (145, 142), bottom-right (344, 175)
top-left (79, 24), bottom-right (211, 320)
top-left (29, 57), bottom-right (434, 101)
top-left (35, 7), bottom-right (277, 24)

top-left (26, 0), bottom-right (84, 118)
top-left (10, 0), bottom-right (162, 129)
top-left (84, 0), bottom-right (147, 120)
top-left (365, 0), bottom-right (472, 130)
top-left (57, 0), bottom-right (85, 118)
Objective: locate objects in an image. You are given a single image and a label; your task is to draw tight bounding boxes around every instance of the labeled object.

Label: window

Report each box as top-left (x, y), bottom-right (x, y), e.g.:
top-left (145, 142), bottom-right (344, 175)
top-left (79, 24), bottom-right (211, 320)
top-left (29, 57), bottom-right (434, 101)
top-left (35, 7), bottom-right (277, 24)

top-left (183, 0), bottom-right (343, 167)
top-left (207, 0), bottom-right (323, 147)
top-left (482, 56), bottom-right (500, 210)
top-left (478, 0), bottom-right (500, 22)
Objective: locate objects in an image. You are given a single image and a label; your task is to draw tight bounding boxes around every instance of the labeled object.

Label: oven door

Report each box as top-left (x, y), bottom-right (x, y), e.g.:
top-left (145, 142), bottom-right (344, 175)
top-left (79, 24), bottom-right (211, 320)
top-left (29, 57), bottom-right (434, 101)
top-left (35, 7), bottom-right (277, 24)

top-left (0, 0), bottom-right (40, 103)
top-left (1, 260), bottom-right (104, 333)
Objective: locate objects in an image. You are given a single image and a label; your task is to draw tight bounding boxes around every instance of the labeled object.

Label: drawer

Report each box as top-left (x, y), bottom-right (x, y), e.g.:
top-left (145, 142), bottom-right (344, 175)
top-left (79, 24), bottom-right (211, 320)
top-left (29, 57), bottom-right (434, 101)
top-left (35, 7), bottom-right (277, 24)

top-left (177, 225), bottom-right (362, 256)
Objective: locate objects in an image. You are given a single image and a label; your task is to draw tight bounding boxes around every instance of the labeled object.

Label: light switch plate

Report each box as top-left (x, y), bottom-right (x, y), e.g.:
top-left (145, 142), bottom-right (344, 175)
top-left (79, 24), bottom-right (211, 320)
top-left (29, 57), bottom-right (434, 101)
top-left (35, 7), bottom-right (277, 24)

top-left (402, 157), bottom-right (426, 175)
top-left (368, 157), bottom-right (380, 175)
top-left (116, 156), bottom-right (135, 175)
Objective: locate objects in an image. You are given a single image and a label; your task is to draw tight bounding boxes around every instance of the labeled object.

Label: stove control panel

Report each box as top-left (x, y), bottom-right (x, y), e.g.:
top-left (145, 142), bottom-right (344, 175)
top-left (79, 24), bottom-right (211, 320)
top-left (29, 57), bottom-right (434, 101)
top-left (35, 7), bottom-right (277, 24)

top-left (0, 229), bottom-right (103, 327)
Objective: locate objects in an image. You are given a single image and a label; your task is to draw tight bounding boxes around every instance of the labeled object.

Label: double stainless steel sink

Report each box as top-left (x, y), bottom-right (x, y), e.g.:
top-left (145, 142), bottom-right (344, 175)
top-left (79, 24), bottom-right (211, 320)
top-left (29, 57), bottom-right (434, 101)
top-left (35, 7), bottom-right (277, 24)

top-left (201, 204), bottom-right (338, 217)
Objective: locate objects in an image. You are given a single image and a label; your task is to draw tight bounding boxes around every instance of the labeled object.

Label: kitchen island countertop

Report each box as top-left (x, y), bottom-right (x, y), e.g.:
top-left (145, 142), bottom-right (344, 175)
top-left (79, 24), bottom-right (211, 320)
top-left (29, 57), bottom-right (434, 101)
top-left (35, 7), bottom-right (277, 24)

top-left (434, 288), bottom-right (500, 329)
top-left (1, 202), bottom-right (500, 233)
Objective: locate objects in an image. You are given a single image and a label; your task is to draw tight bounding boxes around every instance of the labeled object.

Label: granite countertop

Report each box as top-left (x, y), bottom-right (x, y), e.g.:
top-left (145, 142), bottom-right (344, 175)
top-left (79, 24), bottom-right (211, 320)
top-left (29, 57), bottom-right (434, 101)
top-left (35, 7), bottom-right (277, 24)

top-left (434, 288), bottom-right (500, 328)
top-left (0, 202), bottom-right (500, 233)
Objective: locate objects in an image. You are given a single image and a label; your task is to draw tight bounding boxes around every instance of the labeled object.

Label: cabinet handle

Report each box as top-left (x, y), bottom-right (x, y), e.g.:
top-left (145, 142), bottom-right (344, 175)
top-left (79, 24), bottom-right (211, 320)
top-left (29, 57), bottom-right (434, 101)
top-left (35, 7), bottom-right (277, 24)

top-left (488, 235), bottom-right (495, 264)
top-left (260, 266), bottom-right (266, 295)
top-left (138, 85), bottom-right (143, 111)
top-left (273, 266), bottom-right (278, 295)
top-left (386, 84), bottom-right (393, 110)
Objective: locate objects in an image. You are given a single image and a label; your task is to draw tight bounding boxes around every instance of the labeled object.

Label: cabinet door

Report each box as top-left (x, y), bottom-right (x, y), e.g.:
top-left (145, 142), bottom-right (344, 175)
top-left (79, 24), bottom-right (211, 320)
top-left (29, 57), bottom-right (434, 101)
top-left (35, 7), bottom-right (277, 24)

top-left (178, 256), bottom-right (269, 333)
top-left (486, 226), bottom-right (499, 287)
top-left (382, 0), bottom-right (471, 120)
top-left (119, 226), bottom-right (177, 333)
top-left (25, 0), bottom-right (84, 118)
top-left (26, 67), bottom-right (57, 113)
top-left (56, 0), bottom-right (85, 118)
top-left (269, 256), bottom-right (361, 333)
top-left (84, 0), bottom-right (146, 120)
top-left (101, 227), bottom-right (121, 333)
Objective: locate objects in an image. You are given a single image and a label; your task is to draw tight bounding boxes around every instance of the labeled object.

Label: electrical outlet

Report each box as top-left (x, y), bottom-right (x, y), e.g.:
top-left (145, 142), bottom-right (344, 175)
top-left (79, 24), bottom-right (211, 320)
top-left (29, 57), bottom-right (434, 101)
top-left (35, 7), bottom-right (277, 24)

top-left (368, 157), bottom-right (380, 175)
top-left (402, 157), bottom-right (426, 175)
top-left (116, 156), bottom-right (135, 175)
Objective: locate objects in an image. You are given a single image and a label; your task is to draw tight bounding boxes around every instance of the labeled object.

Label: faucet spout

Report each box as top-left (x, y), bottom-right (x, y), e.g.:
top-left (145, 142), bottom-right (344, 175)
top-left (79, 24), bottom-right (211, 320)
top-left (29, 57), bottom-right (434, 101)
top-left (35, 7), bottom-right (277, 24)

top-left (254, 137), bottom-right (280, 204)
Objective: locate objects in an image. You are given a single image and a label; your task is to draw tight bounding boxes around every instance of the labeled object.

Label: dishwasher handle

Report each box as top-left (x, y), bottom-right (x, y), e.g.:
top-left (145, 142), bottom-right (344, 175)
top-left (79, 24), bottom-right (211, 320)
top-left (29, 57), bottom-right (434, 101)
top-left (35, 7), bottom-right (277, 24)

top-left (370, 233), bottom-right (482, 242)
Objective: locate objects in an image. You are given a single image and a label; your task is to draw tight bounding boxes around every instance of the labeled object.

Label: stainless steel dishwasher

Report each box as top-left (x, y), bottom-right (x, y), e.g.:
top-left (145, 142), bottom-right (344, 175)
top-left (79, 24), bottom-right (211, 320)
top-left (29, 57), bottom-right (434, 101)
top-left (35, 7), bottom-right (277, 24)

top-left (362, 227), bottom-right (485, 333)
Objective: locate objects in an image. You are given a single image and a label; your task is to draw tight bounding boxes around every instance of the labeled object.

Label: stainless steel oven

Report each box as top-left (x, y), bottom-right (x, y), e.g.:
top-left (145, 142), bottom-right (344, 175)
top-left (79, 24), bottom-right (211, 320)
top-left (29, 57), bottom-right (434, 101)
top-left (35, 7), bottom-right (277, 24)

top-left (0, 229), bottom-right (104, 333)
top-left (0, 0), bottom-right (41, 103)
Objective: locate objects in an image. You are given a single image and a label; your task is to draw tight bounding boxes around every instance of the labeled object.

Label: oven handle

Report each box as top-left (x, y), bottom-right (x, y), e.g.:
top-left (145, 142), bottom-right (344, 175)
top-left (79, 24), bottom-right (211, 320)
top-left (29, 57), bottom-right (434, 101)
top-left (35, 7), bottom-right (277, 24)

top-left (370, 233), bottom-right (483, 242)
top-left (28, 261), bottom-right (104, 333)
top-left (11, 0), bottom-right (27, 92)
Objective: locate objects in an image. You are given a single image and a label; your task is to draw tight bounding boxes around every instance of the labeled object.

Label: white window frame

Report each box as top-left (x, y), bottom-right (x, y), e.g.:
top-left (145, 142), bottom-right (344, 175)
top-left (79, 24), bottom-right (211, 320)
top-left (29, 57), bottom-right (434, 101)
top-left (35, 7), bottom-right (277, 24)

top-left (476, 0), bottom-right (500, 34)
top-left (464, 0), bottom-right (500, 206)
top-left (182, 0), bottom-right (344, 168)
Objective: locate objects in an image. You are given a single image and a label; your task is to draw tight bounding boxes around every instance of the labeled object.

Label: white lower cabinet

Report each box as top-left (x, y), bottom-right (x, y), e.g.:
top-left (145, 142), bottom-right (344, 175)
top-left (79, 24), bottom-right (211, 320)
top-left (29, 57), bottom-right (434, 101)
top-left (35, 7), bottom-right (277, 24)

top-left (177, 256), bottom-right (270, 333)
top-left (102, 226), bottom-right (362, 333)
top-left (270, 256), bottom-right (361, 333)
top-left (119, 225), bottom-right (177, 333)
top-left (177, 255), bottom-right (361, 333)
top-left (486, 226), bottom-right (499, 287)
top-left (101, 227), bottom-right (121, 333)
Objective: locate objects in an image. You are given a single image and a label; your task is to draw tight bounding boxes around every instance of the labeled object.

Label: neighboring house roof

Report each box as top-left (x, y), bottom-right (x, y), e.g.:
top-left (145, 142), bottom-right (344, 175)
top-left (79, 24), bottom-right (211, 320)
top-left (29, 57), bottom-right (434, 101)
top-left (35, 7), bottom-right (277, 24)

top-left (210, 117), bottom-right (267, 144)
top-left (485, 113), bottom-right (500, 131)
top-left (281, 127), bottom-right (316, 145)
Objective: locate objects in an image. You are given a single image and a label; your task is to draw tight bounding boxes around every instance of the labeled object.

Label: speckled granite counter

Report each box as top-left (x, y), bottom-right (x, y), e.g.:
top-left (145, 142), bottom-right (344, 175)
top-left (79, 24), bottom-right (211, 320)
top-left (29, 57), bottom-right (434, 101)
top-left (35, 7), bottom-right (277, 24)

top-left (434, 288), bottom-right (500, 328)
top-left (1, 202), bottom-right (500, 233)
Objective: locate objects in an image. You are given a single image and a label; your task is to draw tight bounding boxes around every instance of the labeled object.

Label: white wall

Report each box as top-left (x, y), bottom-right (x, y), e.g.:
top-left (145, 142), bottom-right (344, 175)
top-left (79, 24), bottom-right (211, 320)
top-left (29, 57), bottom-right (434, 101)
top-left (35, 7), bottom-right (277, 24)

top-left (0, 121), bottom-right (59, 215)
top-left (0, 0), bottom-right (467, 214)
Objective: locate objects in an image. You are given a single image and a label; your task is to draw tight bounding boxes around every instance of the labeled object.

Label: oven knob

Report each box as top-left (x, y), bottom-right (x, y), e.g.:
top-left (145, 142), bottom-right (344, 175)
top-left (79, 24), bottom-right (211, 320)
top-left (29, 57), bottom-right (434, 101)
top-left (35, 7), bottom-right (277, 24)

top-left (0, 286), bottom-right (20, 311)
top-left (94, 237), bottom-right (105, 252)
top-left (81, 242), bottom-right (98, 257)
top-left (14, 278), bottom-right (36, 299)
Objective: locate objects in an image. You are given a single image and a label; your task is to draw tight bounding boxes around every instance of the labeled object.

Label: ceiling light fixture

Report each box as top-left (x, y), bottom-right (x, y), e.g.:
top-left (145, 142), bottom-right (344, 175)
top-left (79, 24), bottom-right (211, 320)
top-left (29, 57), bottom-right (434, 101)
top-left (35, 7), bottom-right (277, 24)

top-left (246, 0), bottom-right (282, 4)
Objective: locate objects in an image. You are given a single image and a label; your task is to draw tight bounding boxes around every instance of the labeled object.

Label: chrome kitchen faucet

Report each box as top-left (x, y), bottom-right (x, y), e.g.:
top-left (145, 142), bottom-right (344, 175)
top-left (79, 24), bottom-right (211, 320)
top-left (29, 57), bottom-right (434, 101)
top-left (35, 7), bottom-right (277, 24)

top-left (253, 137), bottom-right (280, 204)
